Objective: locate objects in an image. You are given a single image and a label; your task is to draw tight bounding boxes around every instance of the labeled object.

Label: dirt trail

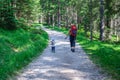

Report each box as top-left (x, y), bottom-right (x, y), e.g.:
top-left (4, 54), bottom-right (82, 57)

top-left (15, 28), bottom-right (110, 80)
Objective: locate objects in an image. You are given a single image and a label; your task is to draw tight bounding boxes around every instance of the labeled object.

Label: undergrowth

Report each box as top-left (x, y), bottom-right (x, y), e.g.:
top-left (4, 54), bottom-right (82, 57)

top-left (0, 25), bottom-right (48, 80)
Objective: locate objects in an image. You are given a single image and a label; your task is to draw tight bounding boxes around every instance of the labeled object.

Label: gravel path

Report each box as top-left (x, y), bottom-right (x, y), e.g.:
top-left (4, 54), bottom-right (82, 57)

top-left (15, 28), bottom-right (110, 80)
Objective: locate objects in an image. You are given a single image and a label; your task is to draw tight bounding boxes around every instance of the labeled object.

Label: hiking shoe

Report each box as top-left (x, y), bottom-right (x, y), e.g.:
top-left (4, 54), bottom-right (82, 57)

top-left (72, 49), bottom-right (75, 52)
top-left (71, 49), bottom-right (75, 52)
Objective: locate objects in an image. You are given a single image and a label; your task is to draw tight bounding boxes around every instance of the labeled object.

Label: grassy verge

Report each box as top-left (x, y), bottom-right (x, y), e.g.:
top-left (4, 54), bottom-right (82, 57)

top-left (47, 26), bottom-right (120, 80)
top-left (0, 26), bottom-right (48, 80)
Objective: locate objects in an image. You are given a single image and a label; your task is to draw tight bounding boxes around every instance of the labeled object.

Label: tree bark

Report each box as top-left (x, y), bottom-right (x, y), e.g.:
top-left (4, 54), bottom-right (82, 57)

top-left (99, 0), bottom-right (105, 41)
top-left (52, 14), bottom-right (55, 27)
top-left (57, 0), bottom-right (61, 27)
top-left (90, 0), bottom-right (93, 41)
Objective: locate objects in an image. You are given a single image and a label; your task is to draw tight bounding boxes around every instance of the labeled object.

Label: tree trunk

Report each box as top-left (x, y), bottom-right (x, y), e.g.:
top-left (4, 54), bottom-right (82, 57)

top-left (110, 18), bottom-right (114, 38)
top-left (57, 0), bottom-right (61, 27)
top-left (66, 7), bottom-right (69, 28)
top-left (105, 12), bottom-right (111, 40)
top-left (99, 0), bottom-right (105, 41)
top-left (52, 14), bottom-right (55, 27)
top-left (48, 13), bottom-right (51, 25)
top-left (90, 0), bottom-right (93, 41)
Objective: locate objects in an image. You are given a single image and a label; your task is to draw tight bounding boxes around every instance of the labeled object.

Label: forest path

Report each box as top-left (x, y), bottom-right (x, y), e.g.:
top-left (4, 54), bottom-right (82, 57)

top-left (14, 27), bottom-right (110, 80)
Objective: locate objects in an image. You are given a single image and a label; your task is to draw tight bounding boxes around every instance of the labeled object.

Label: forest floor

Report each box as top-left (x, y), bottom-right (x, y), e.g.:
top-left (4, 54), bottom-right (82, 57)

top-left (13, 27), bottom-right (112, 80)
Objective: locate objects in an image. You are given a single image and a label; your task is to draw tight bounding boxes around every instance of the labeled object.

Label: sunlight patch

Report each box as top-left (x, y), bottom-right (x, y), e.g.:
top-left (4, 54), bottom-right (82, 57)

top-left (42, 57), bottom-right (58, 61)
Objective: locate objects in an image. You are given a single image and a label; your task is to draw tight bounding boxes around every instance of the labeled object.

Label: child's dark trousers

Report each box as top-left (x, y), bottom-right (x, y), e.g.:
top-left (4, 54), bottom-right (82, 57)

top-left (51, 46), bottom-right (55, 53)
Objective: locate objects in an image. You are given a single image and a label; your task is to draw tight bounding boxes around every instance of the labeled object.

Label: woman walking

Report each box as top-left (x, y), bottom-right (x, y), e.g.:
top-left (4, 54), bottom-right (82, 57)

top-left (66, 24), bottom-right (77, 52)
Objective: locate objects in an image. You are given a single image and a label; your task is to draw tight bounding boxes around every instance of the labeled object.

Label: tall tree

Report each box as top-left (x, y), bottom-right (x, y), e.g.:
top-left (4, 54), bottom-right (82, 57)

top-left (104, 0), bottom-right (112, 40)
top-left (89, 0), bottom-right (93, 41)
top-left (99, 0), bottom-right (104, 41)
top-left (57, 0), bottom-right (61, 27)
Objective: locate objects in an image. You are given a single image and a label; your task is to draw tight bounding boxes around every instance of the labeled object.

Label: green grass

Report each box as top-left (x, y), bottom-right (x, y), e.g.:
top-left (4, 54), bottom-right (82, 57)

top-left (0, 26), bottom-right (48, 80)
top-left (47, 26), bottom-right (120, 80)
top-left (77, 33), bottom-right (120, 80)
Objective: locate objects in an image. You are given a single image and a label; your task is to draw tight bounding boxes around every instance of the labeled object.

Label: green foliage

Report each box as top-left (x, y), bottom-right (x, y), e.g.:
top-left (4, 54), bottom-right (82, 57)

top-left (0, 0), bottom-right (41, 30)
top-left (0, 27), bottom-right (48, 80)
top-left (17, 18), bottom-right (28, 29)
top-left (0, 0), bottom-right (120, 79)
top-left (15, 0), bottom-right (41, 23)
top-left (4, 11), bottom-right (17, 30)
top-left (0, 0), bottom-right (17, 30)
top-left (77, 34), bottom-right (120, 80)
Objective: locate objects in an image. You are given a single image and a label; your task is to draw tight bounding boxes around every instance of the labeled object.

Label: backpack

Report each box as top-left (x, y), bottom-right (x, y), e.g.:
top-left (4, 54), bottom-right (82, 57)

top-left (70, 25), bottom-right (77, 36)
